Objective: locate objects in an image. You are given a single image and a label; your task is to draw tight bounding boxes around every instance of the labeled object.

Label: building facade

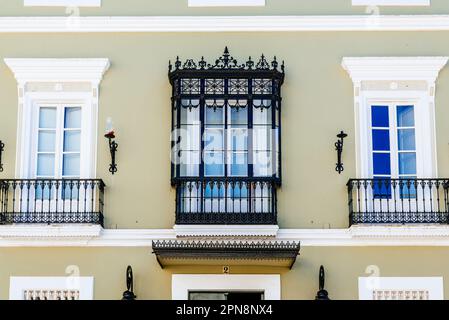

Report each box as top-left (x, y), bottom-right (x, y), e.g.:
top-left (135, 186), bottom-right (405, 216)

top-left (1, 0), bottom-right (449, 300)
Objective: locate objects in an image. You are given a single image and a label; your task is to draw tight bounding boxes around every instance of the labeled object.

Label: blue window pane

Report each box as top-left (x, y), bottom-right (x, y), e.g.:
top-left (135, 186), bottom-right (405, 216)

top-left (372, 129), bottom-right (390, 151)
top-left (37, 154), bottom-right (55, 176)
top-left (230, 153), bottom-right (248, 176)
top-left (63, 154), bottom-right (80, 176)
top-left (204, 152), bottom-right (224, 176)
top-left (399, 177), bottom-right (417, 199)
top-left (371, 106), bottom-right (389, 128)
top-left (230, 184), bottom-right (248, 198)
top-left (205, 107), bottom-right (224, 125)
top-left (39, 107), bottom-right (57, 129)
top-left (63, 131), bottom-right (81, 152)
top-left (373, 177), bottom-right (392, 199)
top-left (397, 129), bottom-right (416, 151)
top-left (64, 107), bottom-right (81, 128)
top-left (35, 181), bottom-right (54, 200)
top-left (204, 129), bottom-right (223, 151)
top-left (398, 153), bottom-right (416, 175)
top-left (204, 183), bottom-right (225, 198)
top-left (62, 180), bottom-right (80, 200)
top-left (373, 153), bottom-right (391, 175)
top-left (230, 106), bottom-right (247, 125)
top-left (397, 105), bottom-right (414, 127)
top-left (38, 131), bottom-right (56, 152)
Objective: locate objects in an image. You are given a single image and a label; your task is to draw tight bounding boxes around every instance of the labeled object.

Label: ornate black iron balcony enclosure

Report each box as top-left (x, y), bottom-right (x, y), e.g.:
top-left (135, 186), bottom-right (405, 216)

top-left (0, 179), bottom-right (105, 226)
top-left (169, 47), bottom-right (284, 225)
top-left (348, 178), bottom-right (449, 225)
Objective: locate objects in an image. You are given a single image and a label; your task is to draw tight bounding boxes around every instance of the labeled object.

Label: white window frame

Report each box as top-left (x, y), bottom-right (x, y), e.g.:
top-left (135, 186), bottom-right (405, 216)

top-left (24, 0), bottom-right (101, 7)
top-left (188, 0), bottom-right (265, 7)
top-left (352, 0), bottom-right (429, 5)
top-left (172, 274), bottom-right (280, 300)
top-left (9, 276), bottom-right (94, 300)
top-left (359, 277), bottom-right (443, 300)
top-left (4, 58), bottom-right (110, 180)
top-left (342, 57), bottom-right (448, 179)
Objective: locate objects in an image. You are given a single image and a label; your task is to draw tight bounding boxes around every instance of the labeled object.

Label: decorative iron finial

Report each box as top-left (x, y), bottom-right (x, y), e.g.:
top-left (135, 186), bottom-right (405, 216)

top-left (335, 131), bottom-right (348, 174)
top-left (122, 265), bottom-right (136, 300)
top-left (175, 56), bottom-right (181, 70)
top-left (315, 265), bottom-right (330, 300)
top-left (272, 56), bottom-right (278, 70)
top-left (199, 56), bottom-right (206, 69)
top-left (0, 140), bottom-right (4, 172)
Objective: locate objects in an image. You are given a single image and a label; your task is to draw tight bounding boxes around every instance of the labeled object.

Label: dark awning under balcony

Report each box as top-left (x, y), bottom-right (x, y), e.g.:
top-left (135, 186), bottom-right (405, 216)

top-left (152, 240), bottom-right (300, 269)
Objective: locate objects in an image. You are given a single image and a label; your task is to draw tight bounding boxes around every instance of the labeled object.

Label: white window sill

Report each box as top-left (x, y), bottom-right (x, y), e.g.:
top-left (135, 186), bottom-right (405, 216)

top-left (0, 224), bottom-right (102, 238)
top-left (173, 224), bottom-right (279, 237)
top-left (352, 0), bottom-right (430, 5)
top-left (24, 0), bottom-right (101, 7)
top-left (188, 0), bottom-right (265, 7)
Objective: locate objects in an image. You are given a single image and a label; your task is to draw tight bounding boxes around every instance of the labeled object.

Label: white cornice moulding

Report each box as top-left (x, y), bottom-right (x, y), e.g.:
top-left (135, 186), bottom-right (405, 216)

top-left (4, 225), bottom-right (449, 246)
top-left (4, 58), bottom-right (110, 84)
top-left (352, 0), bottom-right (430, 6)
top-left (0, 224), bottom-right (102, 238)
top-left (24, 0), bottom-right (101, 6)
top-left (188, 0), bottom-right (265, 7)
top-left (2, 15), bottom-right (449, 32)
top-left (342, 57), bottom-right (449, 83)
top-left (173, 224), bottom-right (279, 237)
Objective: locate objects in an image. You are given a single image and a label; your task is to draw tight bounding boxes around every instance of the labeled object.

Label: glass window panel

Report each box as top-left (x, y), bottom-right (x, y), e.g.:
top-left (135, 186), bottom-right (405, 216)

top-left (253, 127), bottom-right (272, 151)
top-left (38, 131), bottom-right (56, 152)
top-left (371, 105), bottom-right (389, 128)
top-left (39, 107), bottom-right (57, 129)
top-left (373, 153), bottom-right (391, 175)
top-left (397, 105), bottom-right (415, 127)
top-left (63, 154), bottom-right (80, 176)
top-left (204, 151), bottom-right (224, 176)
top-left (229, 128), bottom-right (248, 151)
top-left (373, 176), bottom-right (392, 199)
top-left (229, 152), bottom-right (248, 176)
top-left (372, 129), bottom-right (390, 151)
top-left (253, 151), bottom-right (273, 177)
top-left (35, 181), bottom-right (54, 200)
top-left (253, 101), bottom-right (272, 125)
top-left (63, 130), bottom-right (81, 152)
top-left (204, 128), bottom-right (224, 151)
top-left (64, 107), bottom-right (81, 128)
top-left (180, 125), bottom-right (200, 151)
top-left (205, 107), bottom-right (224, 125)
top-left (398, 153), bottom-right (417, 175)
top-left (180, 105), bottom-right (199, 125)
top-left (179, 151), bottom-right (200, 176)
top-left (399, 177), bottom-right (417, 199)
top-left (398, 129), bottom-right (416, 151)
top-left (229, 105), bottom-right (248, 125)
top-left (37, 154), bottom-right (55, 176)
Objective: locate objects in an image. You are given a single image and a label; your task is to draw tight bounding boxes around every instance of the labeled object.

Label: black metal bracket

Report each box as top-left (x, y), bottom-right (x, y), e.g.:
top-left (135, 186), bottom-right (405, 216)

top-left (335, 131), bottom-right (347, 174)
top-left (315, 265), bottom-right (330, 300)
top-left (105, 133), bottom-right (118, 175)
top-left (122, 265), bottom-right (136, 300)
top-left (0, 140), bottom-right (4, 172)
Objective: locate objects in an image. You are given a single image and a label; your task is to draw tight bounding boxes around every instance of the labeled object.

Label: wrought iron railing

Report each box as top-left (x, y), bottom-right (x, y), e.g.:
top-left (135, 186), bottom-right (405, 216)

top-left (347, 178), bottom-right (449, 225)
top-left (175, 177), bottom-right (277, 225)
top-left (0, 179), bottom-right (105, 226)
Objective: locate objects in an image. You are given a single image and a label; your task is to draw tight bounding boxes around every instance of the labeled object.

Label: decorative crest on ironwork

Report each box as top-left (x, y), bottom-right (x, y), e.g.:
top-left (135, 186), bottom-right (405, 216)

top-left (169, 47), bottom-right (284, 73)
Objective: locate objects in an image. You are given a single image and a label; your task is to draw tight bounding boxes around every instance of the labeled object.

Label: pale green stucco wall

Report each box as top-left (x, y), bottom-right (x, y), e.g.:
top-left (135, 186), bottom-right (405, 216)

top-left (0, 246), bottom-right (447, 300)
top-left (1, 32), bottom-right (449, 228)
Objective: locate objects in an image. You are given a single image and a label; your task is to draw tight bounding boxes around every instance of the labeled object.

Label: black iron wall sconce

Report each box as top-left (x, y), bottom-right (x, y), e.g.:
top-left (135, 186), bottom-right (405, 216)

top-left (105, 118), bottom-right (118, 175)
top-left (122, 265), bottom-right (136, 300)
top-left (0, 140), bottom-right (4, 172)
top-left (315, 265), bottom-right (330, 300)
top-left (335, 131), bottom-right (347, 174)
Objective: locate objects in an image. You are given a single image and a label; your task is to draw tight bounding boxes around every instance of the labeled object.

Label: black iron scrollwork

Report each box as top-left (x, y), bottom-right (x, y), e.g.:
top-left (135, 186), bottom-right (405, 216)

top-left (122, 265), bottom-right (136, 300)
top-left (335, 131), bottom-right (348, 174)
top-left (105, 132), bottom-right (118, 175)
top-left (0, 140), bottom-right (4, 172)
top-left (315, 265), bottom-right (330, 300)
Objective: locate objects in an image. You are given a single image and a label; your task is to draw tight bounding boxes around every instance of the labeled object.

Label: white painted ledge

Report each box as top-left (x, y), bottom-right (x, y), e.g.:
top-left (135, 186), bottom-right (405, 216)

top-left (173, 224), bottom-right (279, 237)
top-left (0, 224), bottom-right (102, 238)
top-left (1, 15), bottom-right (449, 32)
top-left (2, 225), bottom-right (449, 247)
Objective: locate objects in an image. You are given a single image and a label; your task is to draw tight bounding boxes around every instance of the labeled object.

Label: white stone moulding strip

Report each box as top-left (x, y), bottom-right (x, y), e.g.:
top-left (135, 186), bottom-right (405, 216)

top-left (173, 224), bottom-right (279, 237)
top-left (2, 15), bottom-right (449, 32)
top-left (3, 225), bottom-right (449, 247)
